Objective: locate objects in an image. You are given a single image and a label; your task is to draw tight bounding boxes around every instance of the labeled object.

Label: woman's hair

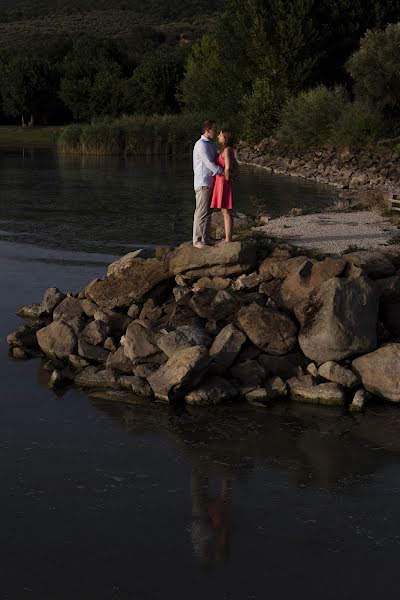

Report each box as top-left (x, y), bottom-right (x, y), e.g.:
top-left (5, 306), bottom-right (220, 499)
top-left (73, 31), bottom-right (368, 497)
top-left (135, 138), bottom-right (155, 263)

top-left (221, 129), bottom-right (235, 148)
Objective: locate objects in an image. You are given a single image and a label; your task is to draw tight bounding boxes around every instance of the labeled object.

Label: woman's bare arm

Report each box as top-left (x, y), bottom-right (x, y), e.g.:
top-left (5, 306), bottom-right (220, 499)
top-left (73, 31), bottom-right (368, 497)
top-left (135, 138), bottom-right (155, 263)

top-left (224, 147), bottom-right (231, 181)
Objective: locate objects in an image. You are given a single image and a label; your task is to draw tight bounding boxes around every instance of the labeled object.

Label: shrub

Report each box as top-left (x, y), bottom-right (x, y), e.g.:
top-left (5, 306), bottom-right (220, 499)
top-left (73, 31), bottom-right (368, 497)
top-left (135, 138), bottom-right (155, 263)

top-left (241, 77), bottom-right (286, 143)
top-left (331, 100), bottom-right (386, 146)
top-left (277, 85), bottom-right (349, 147)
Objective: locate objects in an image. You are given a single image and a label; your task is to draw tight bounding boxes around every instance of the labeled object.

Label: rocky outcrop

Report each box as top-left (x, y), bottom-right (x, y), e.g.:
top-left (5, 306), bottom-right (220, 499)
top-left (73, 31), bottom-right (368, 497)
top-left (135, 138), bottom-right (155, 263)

top-left (352, 344), bottom-right (400, 402)
top-left (238, 303), bottom-right (297, 356)
top-left (298, 277), bottom-right (379, 362)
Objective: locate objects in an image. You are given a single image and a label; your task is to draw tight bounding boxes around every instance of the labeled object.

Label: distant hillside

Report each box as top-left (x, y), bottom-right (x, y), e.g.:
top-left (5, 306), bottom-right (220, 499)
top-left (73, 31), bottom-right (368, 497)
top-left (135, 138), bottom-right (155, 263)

top-left (0, 1), bottom-right (220, 53)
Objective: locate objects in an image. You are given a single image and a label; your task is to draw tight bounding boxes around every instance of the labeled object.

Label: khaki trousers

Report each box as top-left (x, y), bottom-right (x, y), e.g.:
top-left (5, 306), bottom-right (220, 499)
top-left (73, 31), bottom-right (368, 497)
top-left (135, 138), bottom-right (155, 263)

top-left (193, 186), bottom-right (212, 244)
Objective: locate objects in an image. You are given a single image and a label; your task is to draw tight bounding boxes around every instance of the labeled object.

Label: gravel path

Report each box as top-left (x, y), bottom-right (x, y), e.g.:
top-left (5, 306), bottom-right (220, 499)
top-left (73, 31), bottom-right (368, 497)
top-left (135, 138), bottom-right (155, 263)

top-left (254, 211), bottom-right (399, 254)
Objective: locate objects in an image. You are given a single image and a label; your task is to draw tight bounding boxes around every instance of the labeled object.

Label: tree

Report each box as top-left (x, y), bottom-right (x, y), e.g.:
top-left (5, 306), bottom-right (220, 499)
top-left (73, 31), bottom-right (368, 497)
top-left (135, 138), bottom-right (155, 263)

top-left (347, 23), bottom-right (400, 120)
top-left (60, 35), bottom-right (126, 121)
top-left (0, 55), bottom-right (54, 125)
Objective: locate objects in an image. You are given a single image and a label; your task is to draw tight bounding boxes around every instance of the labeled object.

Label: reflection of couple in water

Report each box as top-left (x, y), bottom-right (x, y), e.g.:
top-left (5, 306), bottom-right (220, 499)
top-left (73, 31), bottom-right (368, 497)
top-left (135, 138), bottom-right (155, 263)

top-left (190, 470), bottom-right (231, 568)
top-left (192, 119), bottom-right (238, 248)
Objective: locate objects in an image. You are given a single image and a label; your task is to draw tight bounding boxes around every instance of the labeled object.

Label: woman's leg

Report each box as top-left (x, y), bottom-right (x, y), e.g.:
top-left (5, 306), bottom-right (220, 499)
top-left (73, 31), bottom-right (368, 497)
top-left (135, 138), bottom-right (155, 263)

top-left (221, 209), bottom-right (233, 242)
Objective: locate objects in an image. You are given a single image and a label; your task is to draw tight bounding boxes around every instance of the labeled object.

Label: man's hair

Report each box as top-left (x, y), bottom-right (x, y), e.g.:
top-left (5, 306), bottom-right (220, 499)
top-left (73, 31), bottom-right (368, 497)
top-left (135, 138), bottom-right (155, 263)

top-left (202, 120), bottom-right (217, 133)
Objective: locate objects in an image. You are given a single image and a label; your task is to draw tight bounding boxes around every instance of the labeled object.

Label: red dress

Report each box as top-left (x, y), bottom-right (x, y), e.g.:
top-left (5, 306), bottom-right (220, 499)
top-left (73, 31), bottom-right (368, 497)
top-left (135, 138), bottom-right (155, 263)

top-left (211, 152), bottom-right (233, 210)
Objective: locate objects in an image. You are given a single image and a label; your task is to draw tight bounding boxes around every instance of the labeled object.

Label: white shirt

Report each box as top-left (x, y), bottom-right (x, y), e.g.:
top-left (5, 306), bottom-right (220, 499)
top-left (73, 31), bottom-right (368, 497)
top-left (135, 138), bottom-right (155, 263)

top-left (193, 135), bottom-right (223, 190)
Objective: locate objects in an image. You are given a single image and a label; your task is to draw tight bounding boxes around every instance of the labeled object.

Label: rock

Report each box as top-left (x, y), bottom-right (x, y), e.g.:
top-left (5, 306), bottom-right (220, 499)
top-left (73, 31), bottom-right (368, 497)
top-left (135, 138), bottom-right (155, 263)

top-left (318, 361), bottom-right (360, 388)
top-left (157, 330), bottom-right (195, 358)
top-left (67, 316), bottom-right (86, 337)
top-left (37, 321), bottom-right (77, 359)
top-left (209, 324), bottom-right (247, 368)
top-left (89, 390), bottom-right (143, 405)
top-left (148, 345), bottom-right (210, 402)
top-left (344, 251), bottom-right (395, 279)
top-left (75, 367), bottom-right (120, 389)
top-left (68, 355), bottom-right (90, 370)
top-left (185, 376), bottom-right (237, 406)
top-left (350, 389), bottom-right (370, 412)
top-left (49, 370), bottom-right (64, 389)
top-left (53, 297), bottom-right (85, 321)
top-left (78, 339), bottom-right (109, 364)
top-left (281, 257), bottom-right (346, 313)
top-left (79, 320), bottom-right (108, 346)
top-left (80, 299), bottom-right (98, 318)
top-left (12, 348), bottom-right (29, 359)
top-left (94, 309), bottom-right (131, 336)
top-left (85, 257), bottom-right (171, 309)
top-left (106, 250), bottom-right (144, 276)
top-left (170, 241), bottom-right (256, 277)
top-left (230, 359), bottom-right (265, 393)
top-left (258, 353), bottom-right (305, 379)
top-left (41, 287), bottom-right (66, 314)
top-left (287, 375), bottom-right (346, 406)
top-left (237, 303), bottom-right (297, 356)
top-left (176, 325), bottom-right (212, 347)
top-left (106, 346), bottom-right (134, 374)
top-left (121, 321), bottom-right (160, 361)
top-left (7, 323), bottom-right (43, 351)
top-left (298, 277), bottom-right (378, 362)
top-left (234, 342), bottom-right (261, 364)
top-left (192, 277), bottom-right (231, 291)
top-left (246, 377), bottom-right (287, 405)
top-left (16, 304), bottom-right (46, 319)
top-left (127, 304), bottom-right (141, 319)
top-left (129, 376), bottom-right (153, 398)
top-left (140, 299), bottom-right (163, 322)
top-left (352, 344), bottom-right (400, 402)
top-left (235, 272), bottom-right (270, 291)
top-left (134, 363), bottom-right (159, 379)
top-left (305, 360), bottom-right (320, 376)
top-left (259, 280), bottom-right (283, 307)
top-left (173, 286), bottom-right (191, 302)
top-left (190, 289), bottom-right (239, 321)
top-left (259, 256), bottom-right (310, 279)
top-left (104, 337), bottom-right (117, 352)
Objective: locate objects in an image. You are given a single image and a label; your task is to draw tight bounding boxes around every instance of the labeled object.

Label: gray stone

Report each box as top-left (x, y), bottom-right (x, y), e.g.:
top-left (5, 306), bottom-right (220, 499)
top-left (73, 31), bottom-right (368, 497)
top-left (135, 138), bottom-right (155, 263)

top-left (104, 337), bottom-right (117, 352)
top-left (41, 287), bottom-right (66, 314)
top-left (190, 288), bottom-right (239, 321)
top-left (148, 345), bottom-right (210, 402)
top-left (94, 309), bottom-right (131, 337)
top-left (134, 363), bottom-right (159, 379)
top-left (80, 320), bottom-right (108, 346)
top-left (85, 257), bottom-right (171, 309)
top-left (106, 250), bottom-right (144, 276)
top-left (173, 286), bottom-right (191, 302)
top-left (318, 361), bottom-right (360, 388)
top-left (37, 321), bottom-right (77, 359)
top-left (16, 303), bottom-right (46, 319)
top-left (209, 324), bottom-right (246, 368)
top-left (127, 304), bottom-right (141, 319)
top-left (80, 299), bottom-right (98, 318)
top-left (78, 339), bottom-right (109, 363)
top-left (287, 375), bottom-right (346, 406)
top-left (68, 354), bottom-right (90, 370)
top-left (176, 325), bottom-right (212, 347)
top-left (350, 389), bottom-right (370, 412)
top-left (89, 390), bottom-right (143, 404)
top-left (130, 376), bottom-right (153, 398)
top-left (192, 277), bottom-right (231, 292)
top-left (307, 363), bottom-right (319, 377)
top-left (7, 323), bottom-right (43, 351)
top-left (53, 297), bottom-right (85, 321)
top-left (157, 330), bottom-right (194, 358)
top-left (121, 321), bottom-right (160, 361)
top-left (185, 376), bottom-right (237, 406)
top-left (298, 277), bottom-right (378, 362)
top-left (344, 251), bottom-right (396, 279)
top-left (259, 256), bottom-right (310, 279)
top-left (238, 303), bottom-right (297, 356)
top-left (140, 299), bottom-right (163, 322)
top-left (230, 359), bottom-right (265, 393)
top-left (170, 241), bottom-right (257, 277)
top-left (246, 377), bottom-right (287, 405)
top-left (67, 316), bottom-right (86, 337)
top-left (106, 346), bottom-right (134, 374)
top-left (258, 353), bottom-right (306, 379)
top-left (75, 367), bottom-right (120, 389)
top-left (12, 348), bottom-right (29, 359)
top-left (352, 344), bottom-right (400, 402)
top-left (235, 272), bottom-right (270, 291)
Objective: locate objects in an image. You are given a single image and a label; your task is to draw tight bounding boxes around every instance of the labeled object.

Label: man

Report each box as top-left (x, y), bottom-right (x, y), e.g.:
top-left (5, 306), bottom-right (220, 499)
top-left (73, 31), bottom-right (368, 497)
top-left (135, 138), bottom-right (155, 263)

top-left (192, 120), bottom-right (223, 248)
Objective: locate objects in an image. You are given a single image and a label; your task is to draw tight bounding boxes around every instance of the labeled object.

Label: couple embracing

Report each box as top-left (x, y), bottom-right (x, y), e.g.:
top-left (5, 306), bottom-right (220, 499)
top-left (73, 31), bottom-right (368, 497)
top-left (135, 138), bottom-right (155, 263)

top-left (192, 119), bottom-right (238, 248)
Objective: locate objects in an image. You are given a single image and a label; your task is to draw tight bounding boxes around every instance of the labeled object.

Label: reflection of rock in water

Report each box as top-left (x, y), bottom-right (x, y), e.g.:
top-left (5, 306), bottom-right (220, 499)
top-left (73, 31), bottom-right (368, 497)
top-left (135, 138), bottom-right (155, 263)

top-left (89, 397), bottom-right (400, 491)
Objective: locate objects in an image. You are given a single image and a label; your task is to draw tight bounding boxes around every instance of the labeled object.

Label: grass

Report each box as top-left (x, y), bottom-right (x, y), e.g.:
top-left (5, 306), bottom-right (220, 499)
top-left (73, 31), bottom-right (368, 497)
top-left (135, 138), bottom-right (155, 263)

top-left (0, 125), bottom-right (61, 146)
top-left (58, 114), bottom-right (205, 155)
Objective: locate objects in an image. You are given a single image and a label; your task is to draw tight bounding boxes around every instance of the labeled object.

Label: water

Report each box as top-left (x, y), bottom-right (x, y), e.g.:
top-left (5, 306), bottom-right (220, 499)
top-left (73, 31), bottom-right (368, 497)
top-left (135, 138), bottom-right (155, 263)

top-left (1, 148), bottom-right (400, 600)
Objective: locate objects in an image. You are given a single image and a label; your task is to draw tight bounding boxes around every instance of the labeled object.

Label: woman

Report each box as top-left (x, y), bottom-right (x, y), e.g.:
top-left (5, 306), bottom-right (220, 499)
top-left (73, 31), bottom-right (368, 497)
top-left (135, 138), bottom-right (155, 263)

top-left (210, 129), bottom-right (237, 244)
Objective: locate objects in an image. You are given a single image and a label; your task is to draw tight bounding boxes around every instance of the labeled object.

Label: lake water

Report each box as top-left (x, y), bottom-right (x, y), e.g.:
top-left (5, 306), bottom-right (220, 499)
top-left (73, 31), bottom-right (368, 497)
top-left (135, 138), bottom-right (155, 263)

top-left (1, 148), bottom-right (399, 599)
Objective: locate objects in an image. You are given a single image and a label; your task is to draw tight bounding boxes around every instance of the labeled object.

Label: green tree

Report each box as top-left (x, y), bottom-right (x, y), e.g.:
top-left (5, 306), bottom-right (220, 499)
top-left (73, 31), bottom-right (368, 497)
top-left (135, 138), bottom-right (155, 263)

top-left (347, 23), bottom-right (400, 120)
top-left (60, 35), bottom-right (126, 121)
top-left (124, 46), bottom-right (187, 114)
top-left (0, 55), bottom-right (54, 125)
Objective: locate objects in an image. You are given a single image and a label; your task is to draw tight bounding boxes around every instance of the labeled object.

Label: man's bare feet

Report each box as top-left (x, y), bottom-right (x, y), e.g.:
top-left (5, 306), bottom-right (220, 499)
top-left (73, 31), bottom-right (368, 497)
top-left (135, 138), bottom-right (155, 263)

top-left (193, 241), bottom-right (208, 249)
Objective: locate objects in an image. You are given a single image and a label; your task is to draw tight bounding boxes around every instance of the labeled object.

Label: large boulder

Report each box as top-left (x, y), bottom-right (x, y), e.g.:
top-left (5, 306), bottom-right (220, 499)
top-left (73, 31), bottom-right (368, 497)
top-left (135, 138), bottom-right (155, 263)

top-left (209, 324), bottom-right (247, 368)
top-left (287, 375), bottom-right (346, 406)
top-left (53, 297), bottom-right (85, 321)
top-left (85, 257), bottom-right (171, 309)
top-left (37, 321), bottom-right (77, 359)
top-left (41, 287), bottom-right (66, 314)
top-left (106, 250), bottom-right (143, 277)
top-left (147, 345), bottom-right (210, 402)
top-left (121, 321), bottom-right (160, 361)
top-left (352, 344), bottom-right (400, 402)
top-left (170, 242), bottom-right (256, 277)
top-left (281, 257), bottom-right (346, 313)
top-left (185, 376), bottom-right (237, 406)
top-left (344, 251), bottom-right (395, 279)
top-left (237, 302), bottom-right (297, 356)
top-left (298, 277), bottom-right (379, 362)
top-left (259, 255), bottom-right (310, 279)
top-left (106, 346), bottom-right (134, 374)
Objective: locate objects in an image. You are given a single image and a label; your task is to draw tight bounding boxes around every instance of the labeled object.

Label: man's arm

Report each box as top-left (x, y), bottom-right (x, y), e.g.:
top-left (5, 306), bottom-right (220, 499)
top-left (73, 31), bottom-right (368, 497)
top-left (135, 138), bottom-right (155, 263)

top-left (199, 141), bottom-right (223, 176)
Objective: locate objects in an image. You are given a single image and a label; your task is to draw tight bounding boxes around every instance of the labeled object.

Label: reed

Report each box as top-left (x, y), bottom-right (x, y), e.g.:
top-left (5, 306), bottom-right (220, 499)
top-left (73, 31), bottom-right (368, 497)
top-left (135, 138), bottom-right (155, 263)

top-left (58, 114), bottom-right (204, 156)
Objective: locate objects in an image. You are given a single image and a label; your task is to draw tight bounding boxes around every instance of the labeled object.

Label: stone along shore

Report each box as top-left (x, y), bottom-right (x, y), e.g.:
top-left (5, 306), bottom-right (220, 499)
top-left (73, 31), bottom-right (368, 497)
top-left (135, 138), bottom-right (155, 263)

top-left (7, 239), bottom-right (400, 411)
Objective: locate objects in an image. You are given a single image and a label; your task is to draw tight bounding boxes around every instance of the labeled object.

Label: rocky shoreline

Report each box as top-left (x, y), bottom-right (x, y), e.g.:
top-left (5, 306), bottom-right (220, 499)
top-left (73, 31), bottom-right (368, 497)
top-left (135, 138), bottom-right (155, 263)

top-left (238, 139), bottom-right (400, 195)
top-left (7, 230), bottom-right (400, 411)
